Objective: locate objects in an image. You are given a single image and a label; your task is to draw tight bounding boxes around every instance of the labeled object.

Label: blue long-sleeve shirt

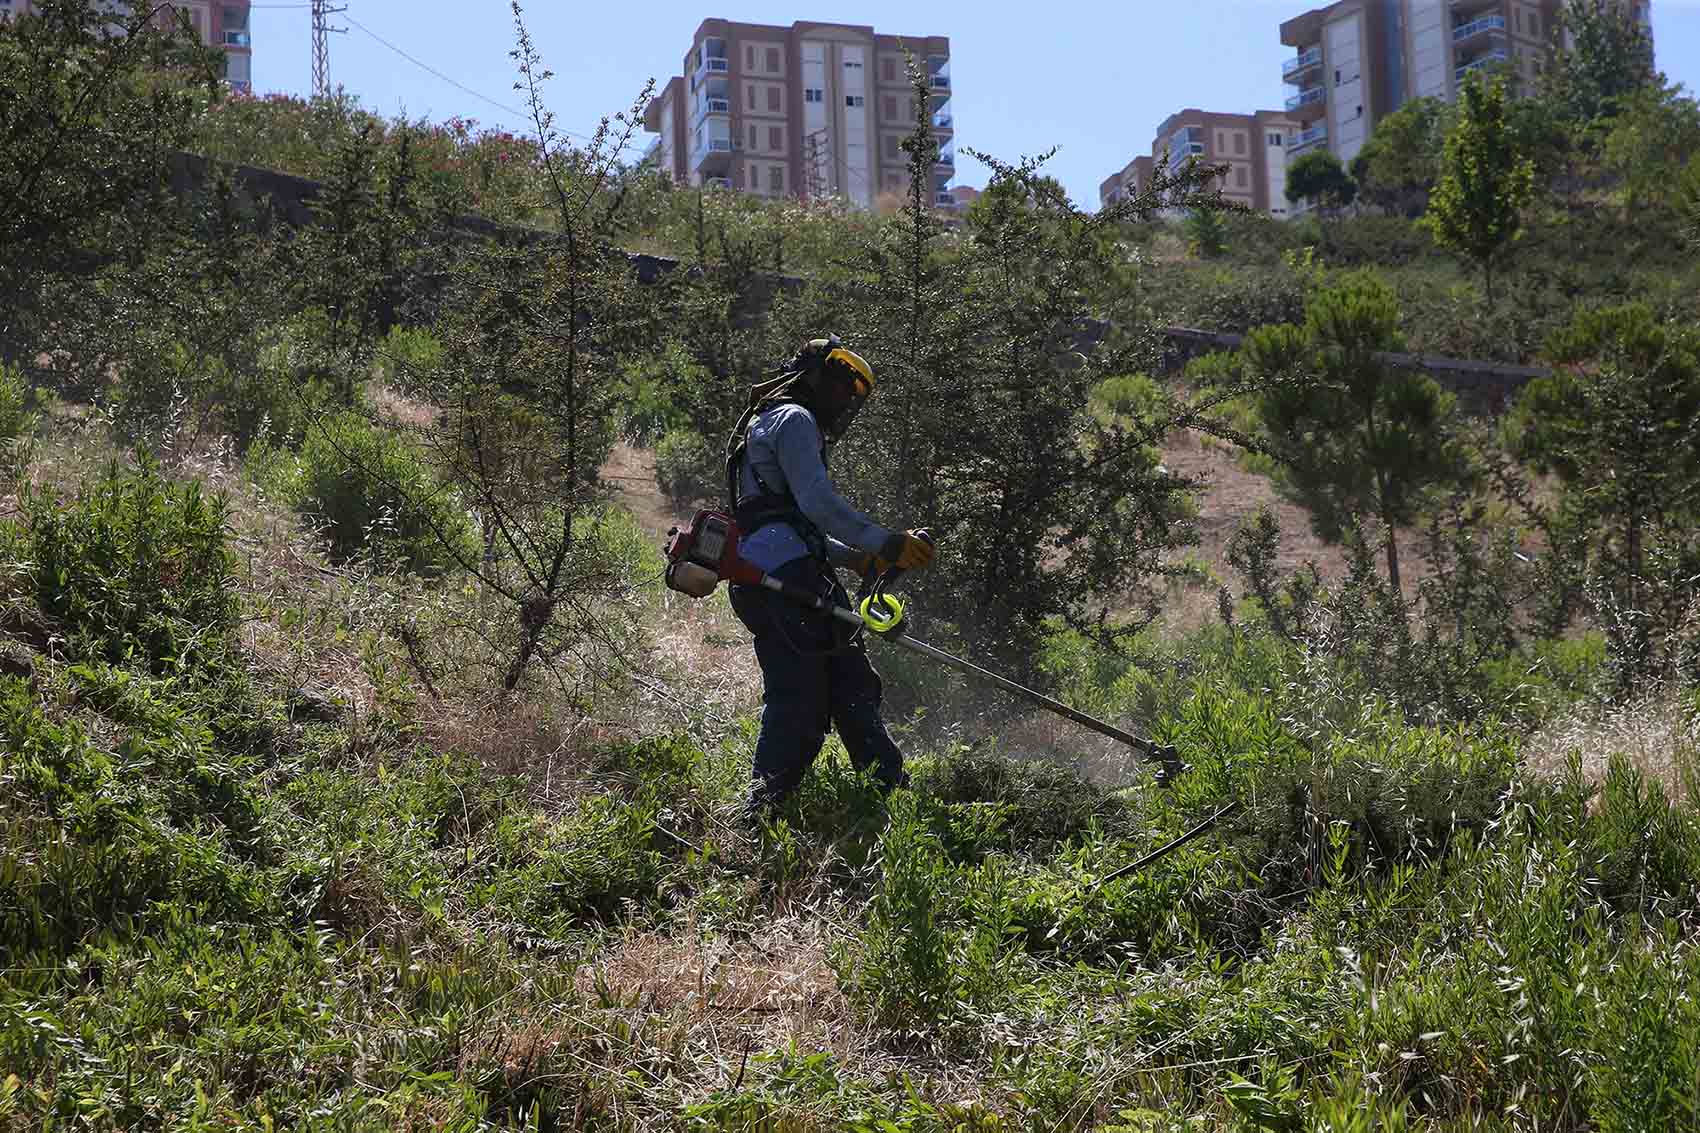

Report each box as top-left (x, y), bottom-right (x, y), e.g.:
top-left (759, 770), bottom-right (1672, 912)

top-left (735, 402), bottom-right (892, 572)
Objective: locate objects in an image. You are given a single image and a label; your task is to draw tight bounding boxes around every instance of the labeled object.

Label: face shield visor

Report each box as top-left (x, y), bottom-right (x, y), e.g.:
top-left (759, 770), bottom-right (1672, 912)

top-left (820, 347), bottom-right (874, 441)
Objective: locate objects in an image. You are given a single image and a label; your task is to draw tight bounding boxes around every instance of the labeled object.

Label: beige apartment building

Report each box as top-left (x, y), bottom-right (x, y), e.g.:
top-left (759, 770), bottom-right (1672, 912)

top-left (1279, 0), bottom-right (1653, 167)
top-left (642, 19), bottom-right (954, 209)
top-left (1099, 109), bottom-right (1300, 217)
top-left (0, 0), bottom-right (253, 89)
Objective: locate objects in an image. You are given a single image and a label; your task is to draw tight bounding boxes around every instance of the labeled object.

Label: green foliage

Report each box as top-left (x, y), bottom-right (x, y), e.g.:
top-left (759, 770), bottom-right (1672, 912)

top-left (1681, 154), bottom-right (1700, 249)
top-left (1601, 82), bottom-right (1700, 211)
top-left (0, 0), bottom-right (219, 360)
top-left (1507, 305), bottom-right (1700, 687)
top-left (1546, 0), bottom-right (1659, 126)
top-left (1181, 206), bottom-right (1229, 259)
top-left (1240, 273), bottom-right (1465, 590)
top-left (1424, 76), bottom-right (1537, 307)
top-left (1285, 150), bottom-right (1358, 214)
top-left (654, 428), bottom-right (720, 505)
top-left (269, 409), bottom-right (475, 576)
top-left (24, 455), bottom-right (238, 673)
top-left (0, 359), bottom-right (36, 443)
top-left (1350, 96), bottom-right (1451, 217)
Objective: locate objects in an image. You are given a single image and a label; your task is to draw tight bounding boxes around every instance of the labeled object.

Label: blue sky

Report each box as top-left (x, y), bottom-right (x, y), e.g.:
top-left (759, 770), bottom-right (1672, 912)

top-left (249, 0), bottom-right (1700, 208)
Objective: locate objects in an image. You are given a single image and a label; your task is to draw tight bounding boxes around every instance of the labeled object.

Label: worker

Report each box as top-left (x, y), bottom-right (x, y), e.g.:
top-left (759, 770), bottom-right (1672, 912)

top-left (724, 336), bottom-right (934, 815)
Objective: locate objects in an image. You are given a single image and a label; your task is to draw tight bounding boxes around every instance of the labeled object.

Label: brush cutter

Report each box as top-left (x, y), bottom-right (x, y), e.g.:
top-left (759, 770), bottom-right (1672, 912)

top-left (664, 510), bottom-right (1189, 786)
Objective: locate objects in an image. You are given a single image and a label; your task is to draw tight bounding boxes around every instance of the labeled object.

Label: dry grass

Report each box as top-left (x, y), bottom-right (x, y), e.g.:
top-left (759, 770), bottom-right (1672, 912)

top-left (1522, 690), bottom-right (1700, 801)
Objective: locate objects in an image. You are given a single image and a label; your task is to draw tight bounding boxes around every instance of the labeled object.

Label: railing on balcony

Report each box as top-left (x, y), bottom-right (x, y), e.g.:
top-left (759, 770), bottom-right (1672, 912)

top-left (933, 114), bottom-right (953, 130)
top-left (1167, 142), bottom-right (1204, 171)
top-left (1452, 14), bottom-right (1506, 41)
top-left (703, 97), bottom-right (729, 114)
top-left (1456, 48), bottom-right (1509, 82)
top-left (930, 75), bottom-right (950, 89)
top-left (222, 30), bottom-right (250, 47)
top-left (936, 150), bottom-right (955, 168)
top-left (1282, 47), bottom-right (1322, 80)
top-left (1288, 124), bottom-right (1328, 152)
top-left (703, 56), bottom-right (729, 72)
top-left (1286, 86), bottom-right (1326, 112)
top-left (935, 191), bottom-right (956, 207)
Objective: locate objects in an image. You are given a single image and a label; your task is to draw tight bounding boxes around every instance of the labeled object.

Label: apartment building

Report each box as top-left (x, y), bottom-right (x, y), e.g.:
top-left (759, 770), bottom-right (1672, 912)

top-left (1099, 109), bottom-right (1301, 217)
top-left (642, 19), bottom-right (953, 209)
top-left (1279, 0), bottom-right (1653, 167)
top-left (0, 1), bottom-right (253, 90)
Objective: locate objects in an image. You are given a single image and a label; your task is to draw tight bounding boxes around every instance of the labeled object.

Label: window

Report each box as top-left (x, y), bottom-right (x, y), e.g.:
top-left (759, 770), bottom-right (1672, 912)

top-left (847, 95), bottom-right (864, 108)
top-left (1334, 68), bottom-right (1342, 86)
top-left (746, 85), bottom-right (756, 109)
top-left (769, 126), bottom-right (782, 151)
top-left (844, 59), bottom-right (862, 69)
top-left (746, 45), bottom-right (755, 69)
top-left (1356, 105), bottom-right (1363, 118)
top-left (749, 124), bottom-right (759, 151)
top-left (1234, 132), bottom-right (1246, 155)
top-left (1235, 166), bottom-right (1248, 188)
top-left (767, 86), bottom-right (780, 112)
top-left (883, 95), bottom-right (897, 120)
top-left (1531, 13), bottom-right (1540, 35)
top-left (1268, 131), bottom-right (1284, 146)
top-left (769, 165), bottom-right (784, 193)
top-left (804, 88), bottom-right (823, 103)
top-left (882, 58), bottom-right (896, 82)
top-left (767, 47), bottom-right (780, 73)
top-left (883, 134), bottom-right (898, 159)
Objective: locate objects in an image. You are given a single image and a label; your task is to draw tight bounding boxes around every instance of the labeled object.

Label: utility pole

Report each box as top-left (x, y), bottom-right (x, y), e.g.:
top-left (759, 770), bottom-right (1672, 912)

top-left (311, 0), bottom-right (347, 99)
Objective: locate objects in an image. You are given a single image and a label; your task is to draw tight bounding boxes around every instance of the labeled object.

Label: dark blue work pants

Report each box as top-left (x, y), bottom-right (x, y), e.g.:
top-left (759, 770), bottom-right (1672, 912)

top-left (729, 556), bottom-right (905, 811)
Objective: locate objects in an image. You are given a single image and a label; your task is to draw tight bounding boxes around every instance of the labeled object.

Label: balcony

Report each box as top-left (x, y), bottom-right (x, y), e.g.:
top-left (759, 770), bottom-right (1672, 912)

top-left (1166, 143), bottom-right (1204, 172)
top-left (691, 136), bottom-right (734, 173)
top-left (932, 113), bottom-right (953, 131)
top-left (1452, 14), bottom-right (1505, 42)
top-left (930, 75), bottom-right (950, 90)
top-left (222, 30), bottom-right (249, 47)
top-left (692, 88), bottom-right (730, 127)
top-left (1287, 124), bottom-right (1327, 153)
top-left (936, 150), bottom-right (955, 169)
top-left (1286, 85), bottom-right (1326, 118)
top-left (1456, 48), bottom-right (1509, 82)
top-left (1282, 47), bottom-right (1322, 83)
top-left (935, 191), bottom-right (957, 208)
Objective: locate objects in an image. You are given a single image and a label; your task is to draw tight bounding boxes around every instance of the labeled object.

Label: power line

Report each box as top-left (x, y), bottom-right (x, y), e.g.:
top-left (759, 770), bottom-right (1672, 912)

top-left (341, 13), bottom-right (642, 151)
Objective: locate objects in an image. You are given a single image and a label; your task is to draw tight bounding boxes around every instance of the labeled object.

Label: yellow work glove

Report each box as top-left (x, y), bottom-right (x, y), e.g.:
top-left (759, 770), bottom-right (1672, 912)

top-left (878, 530), bottom-right (936, 572)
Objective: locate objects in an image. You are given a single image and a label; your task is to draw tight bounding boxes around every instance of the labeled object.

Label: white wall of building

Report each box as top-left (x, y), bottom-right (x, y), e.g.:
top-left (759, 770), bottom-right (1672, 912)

top-left (841, 44), bottom-right (871, 207)
top-left (1327, 11), bottom-right (1369, 163)
top-left (1263, 126), bottom-right (1290, 216)
top-left (1408, 0), bottom-right (1450, 100)
top-left (801, 40), bottom-right (829, 195)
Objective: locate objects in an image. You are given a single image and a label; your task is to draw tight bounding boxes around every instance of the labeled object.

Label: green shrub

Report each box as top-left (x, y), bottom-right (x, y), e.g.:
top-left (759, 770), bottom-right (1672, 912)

top-left (25, 454), bottom-right (238, 673)
top-left (372, 323), bottom-right (443, 393)
top-left (654, 428), bottom-right (719, 505)
top-left (0, 359), bottom-right (36, 443)
top-left (0, 674), bottom-right (273, 958)
top-left (273, 410), bottom-right (474, 575)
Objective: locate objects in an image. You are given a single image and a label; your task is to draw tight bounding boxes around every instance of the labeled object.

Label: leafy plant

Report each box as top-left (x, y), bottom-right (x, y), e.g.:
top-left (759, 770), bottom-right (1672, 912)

top-left (1423, 75), bottom-right (1536, 308)
top-left (25, 454), bottom-right (238, 673)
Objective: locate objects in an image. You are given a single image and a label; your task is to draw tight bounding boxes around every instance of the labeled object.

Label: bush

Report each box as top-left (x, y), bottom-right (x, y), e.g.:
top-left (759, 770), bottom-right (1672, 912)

top-left (25, 454), bottom-right (238, 673)
top-left (267, 410), bottom-right (475, 575)
top-left (0, 359), bottom-right (35, 443)
top-left (654, 428), bottom-right (720, 505)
